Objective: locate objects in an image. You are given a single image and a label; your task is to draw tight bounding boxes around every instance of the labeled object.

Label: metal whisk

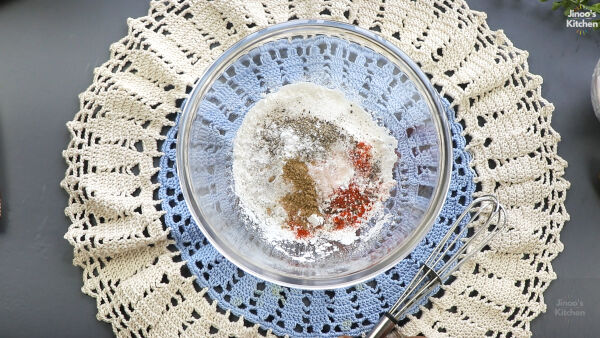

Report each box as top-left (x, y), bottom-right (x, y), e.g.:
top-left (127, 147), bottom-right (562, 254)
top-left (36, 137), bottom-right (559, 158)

top-left (367, 195), bottom-right (507, 338)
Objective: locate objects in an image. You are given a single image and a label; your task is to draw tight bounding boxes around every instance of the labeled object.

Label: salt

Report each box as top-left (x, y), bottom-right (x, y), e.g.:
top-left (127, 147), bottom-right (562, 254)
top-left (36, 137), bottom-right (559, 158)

top-left (307, 214), bottom-right (324, 227)
top-left (307, 148), bottom-right (355, 199)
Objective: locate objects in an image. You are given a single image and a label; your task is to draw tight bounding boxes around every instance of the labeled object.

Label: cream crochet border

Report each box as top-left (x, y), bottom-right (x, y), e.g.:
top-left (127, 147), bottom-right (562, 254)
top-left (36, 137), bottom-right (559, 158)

top-left (62, 0), bottom-right (570, 337)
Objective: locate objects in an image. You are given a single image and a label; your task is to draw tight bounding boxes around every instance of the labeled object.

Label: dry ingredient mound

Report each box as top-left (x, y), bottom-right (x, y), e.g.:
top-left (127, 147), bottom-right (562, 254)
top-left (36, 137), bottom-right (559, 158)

top-left (232, 82), bottom-right (398, 256)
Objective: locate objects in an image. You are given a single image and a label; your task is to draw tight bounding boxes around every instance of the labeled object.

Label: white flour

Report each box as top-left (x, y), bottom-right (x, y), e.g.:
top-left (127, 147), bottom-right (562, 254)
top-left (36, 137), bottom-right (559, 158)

top-left (232, 82), bottom-right (398, 260)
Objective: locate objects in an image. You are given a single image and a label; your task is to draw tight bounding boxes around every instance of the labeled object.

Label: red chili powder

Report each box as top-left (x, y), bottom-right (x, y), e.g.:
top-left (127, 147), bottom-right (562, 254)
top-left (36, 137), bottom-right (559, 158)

top-left (286, 220), bottom-right (311, 238)
top-left (326, 142), bottom-right (378, 230)
top-left (350, 142), bottom-right (372, 175)
top-left (329, 183), bottom-right (373, 230)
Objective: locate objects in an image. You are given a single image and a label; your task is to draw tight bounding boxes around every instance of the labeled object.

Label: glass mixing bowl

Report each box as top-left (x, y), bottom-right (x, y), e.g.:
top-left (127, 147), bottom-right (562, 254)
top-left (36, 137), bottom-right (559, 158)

top-left (177, 20), bottom-right (452, 289)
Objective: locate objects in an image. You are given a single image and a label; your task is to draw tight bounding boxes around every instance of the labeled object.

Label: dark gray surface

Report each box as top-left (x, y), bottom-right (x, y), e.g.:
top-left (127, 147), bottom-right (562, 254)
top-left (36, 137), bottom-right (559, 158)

top-left (0, 0), bottom-right (598, 337)
top-left (0, 1), bottom-right (148, 337)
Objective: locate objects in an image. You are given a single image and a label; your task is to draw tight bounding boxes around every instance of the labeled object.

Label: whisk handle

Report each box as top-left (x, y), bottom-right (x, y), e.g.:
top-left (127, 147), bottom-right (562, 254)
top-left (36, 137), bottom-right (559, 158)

top-left (366, 313), bottom-right (397, 338)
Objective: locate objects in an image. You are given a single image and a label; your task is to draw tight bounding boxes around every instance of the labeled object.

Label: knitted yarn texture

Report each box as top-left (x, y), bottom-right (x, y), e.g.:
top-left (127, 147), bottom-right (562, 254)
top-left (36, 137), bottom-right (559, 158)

top-left (62, 0), bottom-right (570, 337)
top-left (160, 97), bottom-right (472, 337)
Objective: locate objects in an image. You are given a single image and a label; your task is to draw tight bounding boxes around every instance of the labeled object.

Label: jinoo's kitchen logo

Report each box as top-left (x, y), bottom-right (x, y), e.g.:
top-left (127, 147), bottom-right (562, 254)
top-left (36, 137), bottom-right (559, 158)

top-left (566, 6), bottom-right (599, 35)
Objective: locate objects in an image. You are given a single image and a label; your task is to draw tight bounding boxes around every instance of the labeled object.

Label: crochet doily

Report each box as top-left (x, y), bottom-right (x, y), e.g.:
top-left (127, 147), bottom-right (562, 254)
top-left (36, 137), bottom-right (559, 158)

top-left (62, 0), bottom-right (570, 337)
top-left (160, 96), bottom-right (472, 337)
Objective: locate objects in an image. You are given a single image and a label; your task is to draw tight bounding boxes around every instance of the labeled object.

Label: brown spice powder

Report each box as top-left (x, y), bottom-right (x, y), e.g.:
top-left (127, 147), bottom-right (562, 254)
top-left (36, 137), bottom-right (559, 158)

top-left (280, 159), bottom-right (322, 229)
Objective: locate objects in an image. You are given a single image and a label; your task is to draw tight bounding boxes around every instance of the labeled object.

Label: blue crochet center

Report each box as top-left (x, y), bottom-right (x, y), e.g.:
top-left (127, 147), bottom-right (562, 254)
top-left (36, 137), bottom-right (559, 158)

top-left (159, 36), bottom-right (474, 337)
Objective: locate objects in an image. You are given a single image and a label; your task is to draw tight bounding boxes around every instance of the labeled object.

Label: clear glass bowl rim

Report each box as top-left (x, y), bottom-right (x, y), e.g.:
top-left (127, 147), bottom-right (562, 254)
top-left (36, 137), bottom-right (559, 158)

top-left (176, 19), bottom-right (454, 289)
